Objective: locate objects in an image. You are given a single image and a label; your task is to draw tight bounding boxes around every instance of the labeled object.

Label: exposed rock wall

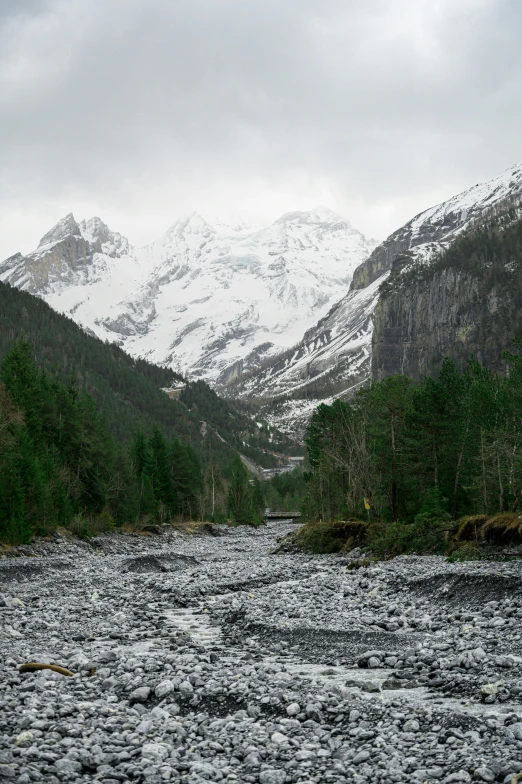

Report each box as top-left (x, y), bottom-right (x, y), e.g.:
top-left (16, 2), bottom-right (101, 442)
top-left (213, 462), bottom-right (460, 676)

top-left (350, 231), bottom-right (417, 291)
top-left (20, 234), bottom-right (93, 292)
top-left (372, 265), bottom-right (522, 381)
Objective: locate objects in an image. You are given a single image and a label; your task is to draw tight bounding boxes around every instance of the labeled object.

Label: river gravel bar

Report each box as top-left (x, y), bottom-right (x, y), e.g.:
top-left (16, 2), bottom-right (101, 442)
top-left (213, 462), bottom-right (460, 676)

top-left (1, 522), bottom-right (522, 783)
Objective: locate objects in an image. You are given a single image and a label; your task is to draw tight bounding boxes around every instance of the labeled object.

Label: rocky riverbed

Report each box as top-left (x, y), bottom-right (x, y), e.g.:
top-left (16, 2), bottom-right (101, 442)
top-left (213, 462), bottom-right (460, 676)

top-left (1, 521), bottom-right (522, 783)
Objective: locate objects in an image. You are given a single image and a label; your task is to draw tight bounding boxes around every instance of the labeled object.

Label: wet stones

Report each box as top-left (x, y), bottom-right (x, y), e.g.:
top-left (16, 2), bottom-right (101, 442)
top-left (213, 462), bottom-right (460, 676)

top-left (357, 650), bottom-right (385, 668)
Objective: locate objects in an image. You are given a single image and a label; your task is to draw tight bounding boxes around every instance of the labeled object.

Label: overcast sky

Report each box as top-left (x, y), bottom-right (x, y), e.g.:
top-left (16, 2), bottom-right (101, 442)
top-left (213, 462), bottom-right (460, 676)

top-left (0, 0), bottom-right (521, 257)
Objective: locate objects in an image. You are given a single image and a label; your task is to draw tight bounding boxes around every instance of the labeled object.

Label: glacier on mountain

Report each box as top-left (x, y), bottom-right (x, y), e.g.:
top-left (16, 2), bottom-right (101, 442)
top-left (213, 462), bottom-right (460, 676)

top-left (0, 207), bottom-right (376, 386)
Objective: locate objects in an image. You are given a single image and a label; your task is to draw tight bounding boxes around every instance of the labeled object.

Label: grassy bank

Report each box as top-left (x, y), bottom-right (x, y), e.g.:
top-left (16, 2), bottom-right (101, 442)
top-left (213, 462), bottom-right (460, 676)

top-left (287, 512), bottom-right (522, 560)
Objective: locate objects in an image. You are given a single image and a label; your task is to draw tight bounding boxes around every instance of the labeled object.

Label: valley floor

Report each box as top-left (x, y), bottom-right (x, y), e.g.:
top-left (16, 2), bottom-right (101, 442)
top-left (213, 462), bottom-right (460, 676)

top-left (1, 523), bottom-right (522, 783)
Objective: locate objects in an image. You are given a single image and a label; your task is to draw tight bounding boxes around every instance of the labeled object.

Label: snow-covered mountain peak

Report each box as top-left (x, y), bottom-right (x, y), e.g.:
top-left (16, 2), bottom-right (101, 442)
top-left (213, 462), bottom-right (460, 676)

top-left (158, 212), bottom-right (216, 248)
top-left (37, 212), bottom-right (81, 249)
top-left (167, 211), bottom-right (214, 234)
top-left (409, 162), bottom-right (522, 238)
top-left (1, 203), bottom-right (376, 390)
top-left (80, 216), bottom-right (111, 243)
top-left (203, 211), bottom-right (264, 235)
top-left (274, 205), bottom-right (348, 228)
top-left (79, 217), bottom-right (132, 258)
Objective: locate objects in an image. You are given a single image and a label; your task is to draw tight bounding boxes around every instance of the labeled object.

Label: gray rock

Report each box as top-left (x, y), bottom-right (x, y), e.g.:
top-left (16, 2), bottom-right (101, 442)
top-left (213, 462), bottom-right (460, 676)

top-left (154, 679), bottom-right (174, 698)
top-left (178, 680), bottom-right (193, 694)
top-left (473, 768), bottom-right (495, 783)
top-left (443, 773), bottom-right (471, 783)
top-left (141, 743), bottom-right (169, 763)
top-left (101, 675), bottom-right (118, 690)
top-left (55, 758), bottom-right (82, 775)
top-left (129, 686), bottom-right (151, 703)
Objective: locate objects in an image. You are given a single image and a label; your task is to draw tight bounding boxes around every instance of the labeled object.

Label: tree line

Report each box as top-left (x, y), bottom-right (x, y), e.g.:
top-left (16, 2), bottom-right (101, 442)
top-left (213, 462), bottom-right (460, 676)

top-left (303, 341), bottom-right (522, 526)
top-left (0, 340), bottom-right (265, 543)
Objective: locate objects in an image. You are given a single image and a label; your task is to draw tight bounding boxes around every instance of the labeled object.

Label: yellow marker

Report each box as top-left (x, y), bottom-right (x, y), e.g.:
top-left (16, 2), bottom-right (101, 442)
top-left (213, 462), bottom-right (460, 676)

top-left (364, 498), bottom-right (371, 510)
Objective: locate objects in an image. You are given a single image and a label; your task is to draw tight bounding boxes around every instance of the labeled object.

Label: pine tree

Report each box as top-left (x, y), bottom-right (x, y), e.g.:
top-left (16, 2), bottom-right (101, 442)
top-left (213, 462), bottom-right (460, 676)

top-left (252, 477), bottom-right (265, 520)
top-left (227, 455), bottom-right (254, 524)
top-left (149, 427), bottom-right (175, 514)
top-left (131, 427), bottom-right (156, 519)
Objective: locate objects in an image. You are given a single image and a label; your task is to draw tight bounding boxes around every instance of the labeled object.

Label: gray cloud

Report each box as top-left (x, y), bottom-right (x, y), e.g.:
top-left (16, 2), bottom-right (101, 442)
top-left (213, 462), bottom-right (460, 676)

top-left (1, 0), bottom-right (521, 256)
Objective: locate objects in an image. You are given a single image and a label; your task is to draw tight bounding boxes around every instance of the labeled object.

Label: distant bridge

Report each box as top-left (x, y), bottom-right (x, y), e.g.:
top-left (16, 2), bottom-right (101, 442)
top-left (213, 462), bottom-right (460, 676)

top-left (265, 512), bottom-right (302, 521)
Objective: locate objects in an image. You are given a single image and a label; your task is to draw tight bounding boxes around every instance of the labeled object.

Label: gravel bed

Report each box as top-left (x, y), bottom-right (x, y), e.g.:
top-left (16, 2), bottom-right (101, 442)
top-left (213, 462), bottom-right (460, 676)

top-left (1, 523), bottom-right (522, 783)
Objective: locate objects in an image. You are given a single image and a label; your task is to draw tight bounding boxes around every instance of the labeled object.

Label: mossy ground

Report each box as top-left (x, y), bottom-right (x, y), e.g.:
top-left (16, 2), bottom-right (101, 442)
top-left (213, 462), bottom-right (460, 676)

top-left (289, 511), bottom-right (522, 560)
top-left (291, 520), bottom-right (368, 554)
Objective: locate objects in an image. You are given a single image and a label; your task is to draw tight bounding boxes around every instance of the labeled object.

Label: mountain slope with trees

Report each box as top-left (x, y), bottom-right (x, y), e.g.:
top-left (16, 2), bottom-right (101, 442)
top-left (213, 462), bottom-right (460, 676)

top-left (0, 339), bottom-right (204, 543)
top-left (0, 280), bottom-right (296, 468)
top-left (224, 164), bottom-right (522, 431)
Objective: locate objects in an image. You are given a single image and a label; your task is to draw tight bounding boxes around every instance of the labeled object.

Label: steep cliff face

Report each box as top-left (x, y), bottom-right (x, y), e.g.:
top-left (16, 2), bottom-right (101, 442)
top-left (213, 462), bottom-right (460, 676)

top-left (1, 215), bottom-right (93, 293)
top-left (372, 214), bottom-right (522, 381)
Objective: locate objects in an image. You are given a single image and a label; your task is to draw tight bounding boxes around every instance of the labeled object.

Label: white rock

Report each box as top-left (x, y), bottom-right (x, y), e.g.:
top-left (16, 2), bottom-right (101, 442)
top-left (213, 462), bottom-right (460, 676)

top-left (141, 742), bottom-right (169, 763)
top-left (14, 732), bottom-right (33, 746)
top-left (259, 770), bottom-right (286, 784)
top-left (179, 680), bottom-right (193, 694)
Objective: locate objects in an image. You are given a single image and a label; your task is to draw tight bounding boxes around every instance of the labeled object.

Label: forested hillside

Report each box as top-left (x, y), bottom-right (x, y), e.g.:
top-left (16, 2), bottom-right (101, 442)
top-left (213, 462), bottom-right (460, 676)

top-left (304, 344), bottom-right (522, 536)
top-left (0, 340), bottom-right (204, 543)
top-left (0, 281), bottom-right (295, 467)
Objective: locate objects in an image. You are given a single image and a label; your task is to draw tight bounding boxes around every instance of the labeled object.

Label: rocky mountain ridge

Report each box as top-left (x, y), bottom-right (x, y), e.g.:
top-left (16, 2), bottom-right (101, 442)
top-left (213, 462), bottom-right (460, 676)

top-left (0, 208), bottom-right (376, 386)
top-left (227, 163), bottom-right (522, 417)
top-left (3, 163), bottom-right (522, 435)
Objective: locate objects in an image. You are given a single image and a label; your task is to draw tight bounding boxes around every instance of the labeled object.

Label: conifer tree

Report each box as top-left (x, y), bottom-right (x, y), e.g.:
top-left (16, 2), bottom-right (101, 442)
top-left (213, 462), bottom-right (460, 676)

top-left (227, 454), bottom-right (254, 524)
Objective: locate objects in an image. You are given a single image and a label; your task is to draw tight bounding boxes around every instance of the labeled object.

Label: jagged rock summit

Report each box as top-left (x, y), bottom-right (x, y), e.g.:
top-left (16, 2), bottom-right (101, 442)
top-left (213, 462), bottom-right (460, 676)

top-left (0, 213), bottom-right (145, 323)
top-left (0, 207), bottom-right (376, 384)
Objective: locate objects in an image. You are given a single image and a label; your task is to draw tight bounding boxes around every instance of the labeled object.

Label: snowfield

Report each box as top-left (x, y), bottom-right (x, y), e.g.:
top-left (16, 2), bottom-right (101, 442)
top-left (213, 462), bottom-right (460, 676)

top-left (0, 208), bottom-right (376, 386)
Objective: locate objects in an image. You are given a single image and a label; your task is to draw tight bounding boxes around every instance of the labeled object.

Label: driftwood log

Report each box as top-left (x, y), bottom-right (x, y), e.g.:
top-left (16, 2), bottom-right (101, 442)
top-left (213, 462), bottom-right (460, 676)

top-left (19, 662), bottom-right (74, 676)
